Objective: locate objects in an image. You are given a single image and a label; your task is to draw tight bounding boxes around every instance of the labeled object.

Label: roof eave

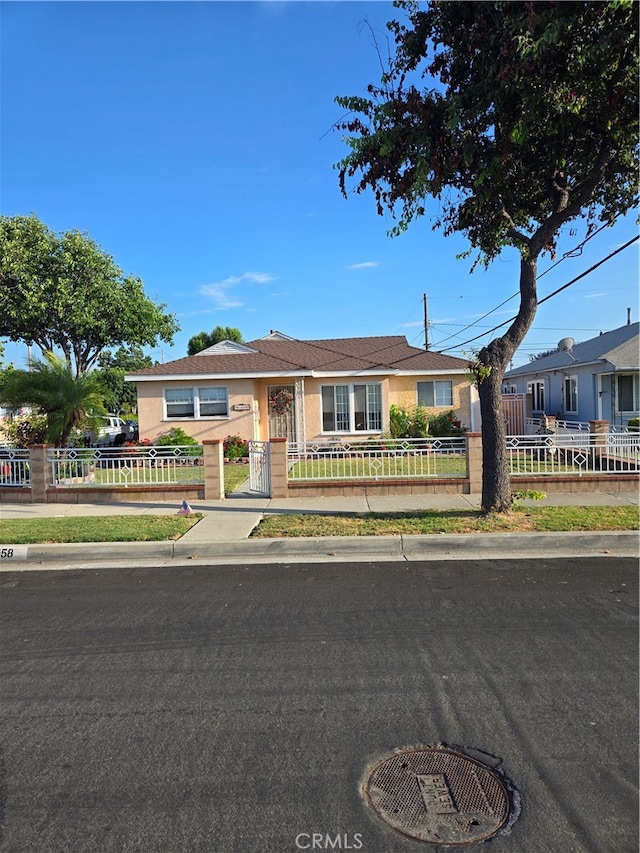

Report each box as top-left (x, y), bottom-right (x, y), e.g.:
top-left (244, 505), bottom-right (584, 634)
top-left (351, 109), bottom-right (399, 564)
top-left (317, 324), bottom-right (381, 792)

top-left (126, 370), bottom-right (313, 382)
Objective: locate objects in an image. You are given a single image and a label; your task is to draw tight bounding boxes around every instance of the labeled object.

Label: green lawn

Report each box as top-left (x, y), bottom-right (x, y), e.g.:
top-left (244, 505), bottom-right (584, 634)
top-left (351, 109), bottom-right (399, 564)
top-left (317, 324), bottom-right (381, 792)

top-left (250, 504), bottom-right (639, 537)
top-left (0, 504), bottom-right (635, 545)
top-left (224, 463), bottom-right (250, 494)
top-left (0, 514), bottom-right (202, 544)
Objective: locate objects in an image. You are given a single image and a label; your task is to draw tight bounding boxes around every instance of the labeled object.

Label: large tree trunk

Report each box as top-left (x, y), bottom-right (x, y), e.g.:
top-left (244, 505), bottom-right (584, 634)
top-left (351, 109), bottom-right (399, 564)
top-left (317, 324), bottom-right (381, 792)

top-left (477, 365), bottom-right (512, 512)
top-left (476, 256), bottom-right (538, 513)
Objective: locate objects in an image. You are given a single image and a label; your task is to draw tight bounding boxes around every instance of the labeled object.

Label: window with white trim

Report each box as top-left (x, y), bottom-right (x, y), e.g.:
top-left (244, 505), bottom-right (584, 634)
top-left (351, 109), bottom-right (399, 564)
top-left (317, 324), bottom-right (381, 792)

top-left (417, 380), bottom-right (453, 407)
top-left (563, 375), bottom-right (578, 413)
top-left (165, 388), bottom-right (194, 418)
top-left (321, 383), bottom-right (382, 432)
top-left (198, 387), bottom-right (228, 416)
top-left (164, 386), bottom-right (228, 419)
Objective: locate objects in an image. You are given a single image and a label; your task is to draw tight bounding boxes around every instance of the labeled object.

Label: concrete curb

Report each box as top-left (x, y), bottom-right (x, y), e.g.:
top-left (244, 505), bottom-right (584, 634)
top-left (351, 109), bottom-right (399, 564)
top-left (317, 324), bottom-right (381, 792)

top-left (1, 531), bottom-right (637, 569)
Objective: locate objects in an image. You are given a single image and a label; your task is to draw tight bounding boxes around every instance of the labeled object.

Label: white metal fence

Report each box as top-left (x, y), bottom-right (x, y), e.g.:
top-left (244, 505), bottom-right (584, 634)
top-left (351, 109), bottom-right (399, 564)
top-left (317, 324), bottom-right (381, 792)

top-left (525, 417), bottom-right (591, 438)
top-left (0, 449), bottom-right (31, 487)
top-left (47, 445), bottom-right (204, 488)
top-left (1, 432), bottom-right (637, 496)
top-left (507, 433), bottom-right (639, 476)
top-left (249, 440), bottom-right (271, 494)
top-left (287, 437), bottom-right (467, 481)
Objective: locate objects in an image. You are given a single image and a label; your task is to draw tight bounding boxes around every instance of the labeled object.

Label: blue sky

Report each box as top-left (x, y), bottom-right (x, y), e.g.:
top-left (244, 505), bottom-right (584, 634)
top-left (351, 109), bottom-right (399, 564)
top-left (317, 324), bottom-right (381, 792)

top-left (1, 1), bottom-right (638, 370)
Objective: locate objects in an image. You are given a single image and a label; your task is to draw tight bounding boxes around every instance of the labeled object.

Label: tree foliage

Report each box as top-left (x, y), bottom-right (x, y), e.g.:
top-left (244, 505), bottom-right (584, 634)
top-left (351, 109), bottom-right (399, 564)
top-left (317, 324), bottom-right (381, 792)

top-left (187, 325), bottom-right (244, 356)
top-left (336, 0), bottom-right (638, 511)
top-left (0, 351), bottom-right (106, 446)
top-left (96, 345), bottom-right (154, 414)
top-left (0, 215), bottom-right (179, 377)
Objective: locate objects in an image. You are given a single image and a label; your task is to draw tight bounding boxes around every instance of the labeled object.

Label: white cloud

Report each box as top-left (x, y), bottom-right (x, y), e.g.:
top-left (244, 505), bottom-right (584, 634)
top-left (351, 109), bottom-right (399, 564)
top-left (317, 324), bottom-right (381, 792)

top-left (199, 271), bottom-right (276, 309)
top-left (348, 261), bottom-right (378, 269)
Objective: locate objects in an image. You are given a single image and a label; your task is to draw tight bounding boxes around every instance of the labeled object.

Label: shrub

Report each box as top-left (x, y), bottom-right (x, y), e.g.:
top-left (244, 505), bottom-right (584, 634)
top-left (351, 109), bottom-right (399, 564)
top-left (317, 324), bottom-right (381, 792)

top-left (1, 413), bottom-right (48, 447)
top-left (155, 427), bottom-right (199, 447)
top-left (389, 405), bottom-right (464, 438)
top-left (223, 434), bottom-right (249, 458)
top-left (426, 410), bottom-right (465, 437)
top-left (389, 404), bottom-right (429, 438)
top-left (155, 427), bottom-right (201, 457)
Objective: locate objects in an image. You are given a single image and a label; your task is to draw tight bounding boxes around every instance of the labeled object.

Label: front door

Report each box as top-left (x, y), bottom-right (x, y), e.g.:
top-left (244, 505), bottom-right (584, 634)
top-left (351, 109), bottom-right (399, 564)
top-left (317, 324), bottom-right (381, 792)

top-left (267, 385), bottom-right (297, 443)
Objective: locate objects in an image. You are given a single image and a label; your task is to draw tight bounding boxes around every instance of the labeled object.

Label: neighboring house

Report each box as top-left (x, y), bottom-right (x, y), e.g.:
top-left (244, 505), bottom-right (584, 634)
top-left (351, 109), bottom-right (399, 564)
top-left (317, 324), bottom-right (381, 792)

top-left (503, 322), bottom-right (639, 428)
top-left (126, 331), bottom-right (476, 445)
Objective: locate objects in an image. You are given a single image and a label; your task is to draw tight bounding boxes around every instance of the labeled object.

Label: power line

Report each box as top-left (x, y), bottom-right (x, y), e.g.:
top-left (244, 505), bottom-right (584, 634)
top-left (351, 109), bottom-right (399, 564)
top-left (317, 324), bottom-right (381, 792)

top-left (438, 234), bottom-right (639, 353)
top-left (431, 218), bottom-right (629, 350)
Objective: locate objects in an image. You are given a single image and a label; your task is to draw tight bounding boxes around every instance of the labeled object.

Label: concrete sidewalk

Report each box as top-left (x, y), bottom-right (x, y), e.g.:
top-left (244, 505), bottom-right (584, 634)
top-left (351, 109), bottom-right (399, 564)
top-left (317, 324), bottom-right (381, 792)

top-left (1, 487), bottom-right (638, 567)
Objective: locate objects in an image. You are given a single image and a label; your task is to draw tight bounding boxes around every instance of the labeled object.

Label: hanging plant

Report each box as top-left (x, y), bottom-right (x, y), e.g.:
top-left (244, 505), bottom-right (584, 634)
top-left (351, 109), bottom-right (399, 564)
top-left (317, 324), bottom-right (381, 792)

top-left (269, 388), bottom-right (294, 415)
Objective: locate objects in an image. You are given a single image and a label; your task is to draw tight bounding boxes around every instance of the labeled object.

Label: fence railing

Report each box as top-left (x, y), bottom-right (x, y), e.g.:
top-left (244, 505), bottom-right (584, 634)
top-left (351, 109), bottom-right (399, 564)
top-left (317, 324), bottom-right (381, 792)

top-left (0, 448), bottom-right (31, 487)
top-left (287, 437), bottom-right (467, 481)
top-left (507, 433), bottom-right (639, 476)
top-left (1, 432), bottom-right (637, 501)
top-left (47, 445), bottom-right (204, 488)
top-left (525, 417), bottom-right (591, 437)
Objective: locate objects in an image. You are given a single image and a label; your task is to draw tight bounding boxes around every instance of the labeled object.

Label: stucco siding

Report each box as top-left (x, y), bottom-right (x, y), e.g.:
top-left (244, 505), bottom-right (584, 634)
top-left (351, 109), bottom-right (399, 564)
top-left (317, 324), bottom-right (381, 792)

top-left (389, 375), bottom-right (472, 428)
top-left (136, 379), bottom-right (258, 443)
top-left (135, 371), bottom-right (472, 445)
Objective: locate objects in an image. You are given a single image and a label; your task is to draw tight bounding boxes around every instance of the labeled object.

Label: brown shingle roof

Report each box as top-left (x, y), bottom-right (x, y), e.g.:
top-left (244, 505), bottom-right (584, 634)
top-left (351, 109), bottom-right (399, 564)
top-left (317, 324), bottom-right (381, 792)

top-left (128, 335), bottom-right (468, 379)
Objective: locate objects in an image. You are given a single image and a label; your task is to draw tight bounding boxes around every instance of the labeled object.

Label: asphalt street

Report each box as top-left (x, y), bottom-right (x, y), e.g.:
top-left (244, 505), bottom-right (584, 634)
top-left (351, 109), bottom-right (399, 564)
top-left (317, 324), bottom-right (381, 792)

top-left (1, 557), bottom-right (637, 853)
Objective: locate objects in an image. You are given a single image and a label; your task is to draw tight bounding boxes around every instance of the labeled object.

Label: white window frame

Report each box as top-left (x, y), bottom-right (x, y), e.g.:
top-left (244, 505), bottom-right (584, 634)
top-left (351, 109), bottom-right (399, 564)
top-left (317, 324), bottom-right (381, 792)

top-left (321, 383), bottom-right (382, 433)
top-left (563, 375), bottom-right (578, 414)
top-left (417, 380), bottom-right (453, 408)
top-left (164, 388), bottom-right (195, 419)
top-left (163, 386), bottom-right (229, 420)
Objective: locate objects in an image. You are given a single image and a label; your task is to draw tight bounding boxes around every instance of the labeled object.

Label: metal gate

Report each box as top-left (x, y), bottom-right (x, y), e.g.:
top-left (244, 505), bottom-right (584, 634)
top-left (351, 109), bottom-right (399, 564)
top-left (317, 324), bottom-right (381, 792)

top-left (249, 440), bottom-right (271, 495)
top-left (502, 393), bottom-right (526, 435)
top-left (267, 384), bottom-right (297, 442)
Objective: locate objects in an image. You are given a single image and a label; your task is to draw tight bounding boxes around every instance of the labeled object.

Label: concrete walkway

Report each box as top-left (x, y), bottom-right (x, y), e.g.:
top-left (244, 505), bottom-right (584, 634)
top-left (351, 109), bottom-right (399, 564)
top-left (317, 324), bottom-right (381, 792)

top-left (1, 484), bottom-right (637, 568)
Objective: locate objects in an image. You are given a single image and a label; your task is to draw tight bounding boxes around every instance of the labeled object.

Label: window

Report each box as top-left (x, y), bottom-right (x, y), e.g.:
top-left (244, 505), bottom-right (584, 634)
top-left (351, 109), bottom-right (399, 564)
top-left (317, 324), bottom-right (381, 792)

top-left (617, 374), bottom-right (639, 412)
top-left (321, 383), bottom-right (382, 432)
top-left (417, 380), bottom-right (453, 407)
top-left (164, 386), bottom-right (228, 419)
top-left (165, 388), bottom-right (194, 418)
top-left (198, 387), bottom-right (228, 416)
top-left (563, 376), bottom-right (578, 413)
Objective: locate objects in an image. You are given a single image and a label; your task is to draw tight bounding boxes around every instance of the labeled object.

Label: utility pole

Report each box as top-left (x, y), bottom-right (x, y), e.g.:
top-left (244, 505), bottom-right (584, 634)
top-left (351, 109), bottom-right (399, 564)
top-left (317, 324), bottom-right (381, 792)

top-left (423, 293), bottom-right (430, 350)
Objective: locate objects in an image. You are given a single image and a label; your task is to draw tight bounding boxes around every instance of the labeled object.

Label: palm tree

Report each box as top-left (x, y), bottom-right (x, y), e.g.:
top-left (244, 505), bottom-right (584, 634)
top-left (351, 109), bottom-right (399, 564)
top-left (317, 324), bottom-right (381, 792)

top-left (0, 352), bottom-right (106, 446)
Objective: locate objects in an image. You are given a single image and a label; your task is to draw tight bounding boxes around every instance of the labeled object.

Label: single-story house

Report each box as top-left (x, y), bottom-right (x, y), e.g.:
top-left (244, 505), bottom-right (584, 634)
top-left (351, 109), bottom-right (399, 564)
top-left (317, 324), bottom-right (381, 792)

top-left (126, 331), bottom-right (477, 445)
top-left (503, 322), bottom-right (639, 427)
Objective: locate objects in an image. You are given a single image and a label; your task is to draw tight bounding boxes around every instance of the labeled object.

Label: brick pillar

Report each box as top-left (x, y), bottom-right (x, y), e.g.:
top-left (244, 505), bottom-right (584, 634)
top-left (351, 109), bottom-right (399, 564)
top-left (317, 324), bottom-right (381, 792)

top-left (269, 437), bottom-right (288, 499)
top-left (589, 420), bottom-right (609, 437)
top-left (202, 440), bottom-right (225, 500)
top-left (466, 432), bottom-right (483, 494)
top-left (29, 444), bottom-right (52, 503)
top-left (589, 420), bottom-right (608, 463)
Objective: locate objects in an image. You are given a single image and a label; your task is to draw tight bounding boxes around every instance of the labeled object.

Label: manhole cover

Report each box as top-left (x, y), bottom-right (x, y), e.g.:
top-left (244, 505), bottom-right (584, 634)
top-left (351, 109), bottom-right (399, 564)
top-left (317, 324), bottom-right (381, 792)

top-left (364, 747), bottom-right (510, 845)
